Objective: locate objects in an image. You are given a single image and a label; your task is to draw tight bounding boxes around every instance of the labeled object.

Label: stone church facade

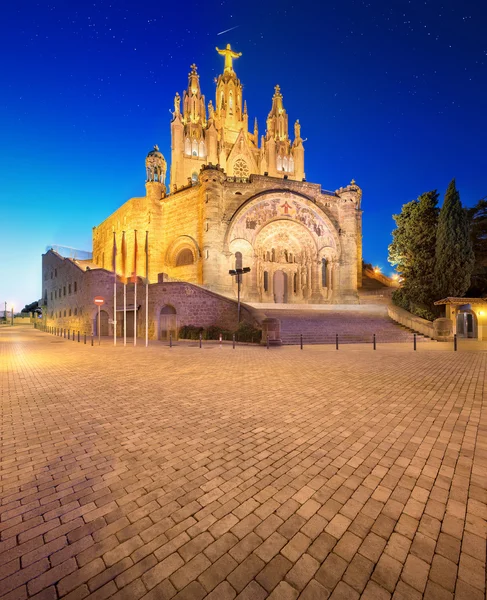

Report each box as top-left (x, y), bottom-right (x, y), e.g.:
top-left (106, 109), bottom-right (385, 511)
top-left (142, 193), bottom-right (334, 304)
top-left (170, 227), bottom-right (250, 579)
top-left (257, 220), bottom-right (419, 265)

top-left (90, 45), bottom-right (363, 306)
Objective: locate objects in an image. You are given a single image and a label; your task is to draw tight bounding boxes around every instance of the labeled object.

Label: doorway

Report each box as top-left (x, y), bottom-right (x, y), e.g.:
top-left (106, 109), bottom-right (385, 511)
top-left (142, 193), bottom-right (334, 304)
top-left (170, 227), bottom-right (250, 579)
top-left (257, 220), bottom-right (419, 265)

top-left (456, 312), bottom-right (475, 338)
top-left (160, 305), bottom-right (177, 340)
top-left (273, 270), bottom-right (288, 303)
top-left (95, 310), bottom-right (109, 336)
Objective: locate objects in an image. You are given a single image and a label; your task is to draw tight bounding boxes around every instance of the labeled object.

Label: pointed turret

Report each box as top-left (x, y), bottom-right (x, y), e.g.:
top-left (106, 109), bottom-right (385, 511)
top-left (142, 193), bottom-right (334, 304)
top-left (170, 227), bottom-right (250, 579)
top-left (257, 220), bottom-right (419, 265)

top-left (266, 85), bottom-right (289, 141)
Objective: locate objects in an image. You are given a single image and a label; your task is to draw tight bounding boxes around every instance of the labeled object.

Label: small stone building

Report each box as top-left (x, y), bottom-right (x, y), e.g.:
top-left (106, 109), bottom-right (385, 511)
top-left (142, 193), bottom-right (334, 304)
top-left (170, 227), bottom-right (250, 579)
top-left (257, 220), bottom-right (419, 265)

top-left (434, 297), bottom-right (487, 340)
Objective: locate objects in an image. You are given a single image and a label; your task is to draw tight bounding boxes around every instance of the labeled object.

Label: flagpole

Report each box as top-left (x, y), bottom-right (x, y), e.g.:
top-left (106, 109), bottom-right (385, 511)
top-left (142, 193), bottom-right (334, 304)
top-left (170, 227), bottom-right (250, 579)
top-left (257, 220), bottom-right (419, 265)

top-left (113, 231), bottom-right (117, 346)
top-left (122, 231), bottom-right (127, 347)
top-left (145, 230), bottom-right (149, 348)
top-left (134, 230), bottom-right (137, 347)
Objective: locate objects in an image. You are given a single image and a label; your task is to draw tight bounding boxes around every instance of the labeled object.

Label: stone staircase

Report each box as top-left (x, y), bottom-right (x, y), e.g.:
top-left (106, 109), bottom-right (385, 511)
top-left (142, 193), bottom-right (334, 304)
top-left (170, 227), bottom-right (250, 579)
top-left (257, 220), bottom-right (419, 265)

top-left (250, 304), bottom-right (430, 345)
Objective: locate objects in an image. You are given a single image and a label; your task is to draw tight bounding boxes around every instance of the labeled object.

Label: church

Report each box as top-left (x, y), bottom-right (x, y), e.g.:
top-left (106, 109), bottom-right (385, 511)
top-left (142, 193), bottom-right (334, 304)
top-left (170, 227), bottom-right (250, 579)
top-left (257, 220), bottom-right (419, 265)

top-left (91, 44), bottom-right (363, 305)
top-left (42, 45), bottom-right (364, 341)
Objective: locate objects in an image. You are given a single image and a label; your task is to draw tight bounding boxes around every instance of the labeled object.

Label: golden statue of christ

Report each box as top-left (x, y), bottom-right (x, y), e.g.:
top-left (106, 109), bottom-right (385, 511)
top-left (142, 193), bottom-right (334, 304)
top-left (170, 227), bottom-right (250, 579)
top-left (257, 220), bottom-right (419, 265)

top-left (215, 43), bottom-right (242, 72)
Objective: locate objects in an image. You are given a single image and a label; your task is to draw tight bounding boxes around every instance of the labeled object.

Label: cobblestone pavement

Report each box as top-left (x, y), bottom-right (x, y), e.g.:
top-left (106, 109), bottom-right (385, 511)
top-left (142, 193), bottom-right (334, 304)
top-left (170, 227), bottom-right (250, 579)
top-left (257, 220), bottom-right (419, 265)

top-left (1, 326), bottom-right (486, 600)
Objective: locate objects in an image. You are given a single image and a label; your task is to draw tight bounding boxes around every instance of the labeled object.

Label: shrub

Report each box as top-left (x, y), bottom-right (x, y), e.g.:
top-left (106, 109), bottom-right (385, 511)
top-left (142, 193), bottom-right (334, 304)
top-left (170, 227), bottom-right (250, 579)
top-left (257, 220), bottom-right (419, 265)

top-left (392, 288), bottom-right (410, 311)
top-left (235, 321), bottom-right (262, 343)
top-left (179, 324), bottom-right (204, 339)
top-left (205, 325), bottom-right (232, 340)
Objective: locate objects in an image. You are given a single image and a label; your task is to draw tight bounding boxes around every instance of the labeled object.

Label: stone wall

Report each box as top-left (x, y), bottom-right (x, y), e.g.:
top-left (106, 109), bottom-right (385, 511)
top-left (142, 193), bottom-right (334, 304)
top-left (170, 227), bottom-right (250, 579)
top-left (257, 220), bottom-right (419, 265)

top-left (42, 249), bottom-right (256, 339)
top-left (387, 305), bottom-right (436, 339)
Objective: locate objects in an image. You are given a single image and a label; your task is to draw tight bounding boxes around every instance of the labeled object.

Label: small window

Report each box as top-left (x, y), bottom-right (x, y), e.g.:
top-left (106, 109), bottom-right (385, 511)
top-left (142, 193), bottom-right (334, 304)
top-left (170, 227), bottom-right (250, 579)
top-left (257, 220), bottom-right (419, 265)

top-left (175, 248), bottom-right (194, 267)
top-left (191, 172), bottom-right (198, 184)
top-left (68, 284), bottom-right (72, 294)
top-left (74, 281), bottom-right (77, 292)
top-left (321, 258), bottom-right (327, 287)
top-left (235, 252), bottom-right (243, 270)
top-left (55, 290), bottom-right (57, 299)
top-left (69, 309), bottom-right (72, 316)
top-left (50, 291), bottom-right (53, 301)
top-left (63, 310), bottom-right (66, 317)
top-left (63, 286), bottom-right (66, 296)
top-left (264, 271), bottom-right (269, 292)
top-left (74, 308), bottom-right (78, 316)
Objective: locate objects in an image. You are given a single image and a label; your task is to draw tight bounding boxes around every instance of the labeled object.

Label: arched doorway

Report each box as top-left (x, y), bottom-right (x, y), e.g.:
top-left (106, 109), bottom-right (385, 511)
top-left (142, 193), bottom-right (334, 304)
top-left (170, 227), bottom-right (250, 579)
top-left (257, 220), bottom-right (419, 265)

top-left (95, 310), bottom-right (109, 336)
top-left (160, 305), bottom-right (177, 341)
top-left (273, 271), bottom-right (287, 303)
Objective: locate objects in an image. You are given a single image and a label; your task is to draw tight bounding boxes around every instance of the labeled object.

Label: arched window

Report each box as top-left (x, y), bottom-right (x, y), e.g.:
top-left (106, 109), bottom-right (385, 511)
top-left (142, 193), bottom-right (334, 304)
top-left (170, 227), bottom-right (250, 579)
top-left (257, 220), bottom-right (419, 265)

top-left (192, 139), bottom-right (198, 156)
top-left (229, 91), bottom-right (233, 112)
top-left (322, 258), bottom-right (327, 287)
top-left (185, 138), bottom-right (191, 155)
top-left (199, 140), bottom-right (206, 158)
top-left (277, 155), bottom-right (282, 170)
top-left (266, 251), bottom-right (270, 261)
top-left (175, 248), bottom-right (194, 267)
top-left (283, 156), bottom-right (288, 172)
top-left (271, 248), bottom-right (276, 262)
top-left (264, 271), bottom-right (269, 292)
top-left (235, 252), bottom-right (243, 270)
top-left (294, 273), bottom-right (297, 293)
top-left (191, 172), bottom-right (198, 184)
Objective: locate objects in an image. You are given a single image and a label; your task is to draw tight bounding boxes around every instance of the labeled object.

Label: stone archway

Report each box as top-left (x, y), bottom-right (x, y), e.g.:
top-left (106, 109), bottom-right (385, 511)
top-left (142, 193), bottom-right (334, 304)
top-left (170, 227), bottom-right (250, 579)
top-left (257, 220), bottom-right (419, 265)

top-left (225, 190), bottom-right (340, 304)
top-left (254, 219), bottom-right (318, 303)
top-left (159, 305), bottom-right (177, 341)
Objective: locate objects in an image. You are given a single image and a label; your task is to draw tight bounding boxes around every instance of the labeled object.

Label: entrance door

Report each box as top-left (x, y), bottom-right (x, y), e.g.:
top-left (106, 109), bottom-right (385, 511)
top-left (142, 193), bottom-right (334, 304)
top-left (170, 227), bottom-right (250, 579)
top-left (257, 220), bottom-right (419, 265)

top-left (95, 310), bottom-right (109, 336)
top-left (160, 305), bottom-right (177, 340)
top-left (273, 270), bottom-right (287, 304)
top-left (456, 312), bottom-right (475, 338)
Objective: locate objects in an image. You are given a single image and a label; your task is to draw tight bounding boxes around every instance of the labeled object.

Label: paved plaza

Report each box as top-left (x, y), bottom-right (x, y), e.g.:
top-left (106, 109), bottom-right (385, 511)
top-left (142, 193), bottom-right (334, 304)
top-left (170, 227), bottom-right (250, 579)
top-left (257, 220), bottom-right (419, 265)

top-left (1, 326), bottom-right (486, 600)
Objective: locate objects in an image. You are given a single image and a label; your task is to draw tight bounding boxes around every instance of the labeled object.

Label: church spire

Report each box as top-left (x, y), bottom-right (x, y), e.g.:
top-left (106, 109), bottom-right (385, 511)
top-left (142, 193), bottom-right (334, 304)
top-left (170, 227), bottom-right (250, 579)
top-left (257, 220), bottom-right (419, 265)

top-left (266, 84), bottom-right (289, 141)
top-left (182, 63), bottom-right (206, 125)
top-left (214, 44), bottom-right (245, 143)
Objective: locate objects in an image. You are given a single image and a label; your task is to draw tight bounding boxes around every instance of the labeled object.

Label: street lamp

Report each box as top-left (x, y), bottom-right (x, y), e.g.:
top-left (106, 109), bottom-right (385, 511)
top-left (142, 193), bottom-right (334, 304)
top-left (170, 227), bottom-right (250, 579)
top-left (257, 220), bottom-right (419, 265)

top-left (229, 267), bottom-right (251, 323)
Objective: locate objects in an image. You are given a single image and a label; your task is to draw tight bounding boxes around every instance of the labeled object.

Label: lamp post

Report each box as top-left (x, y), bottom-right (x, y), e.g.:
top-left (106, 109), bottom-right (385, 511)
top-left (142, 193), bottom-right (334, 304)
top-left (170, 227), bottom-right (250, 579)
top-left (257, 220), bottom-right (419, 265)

top-left (229, 267), bottom-right (251, 323)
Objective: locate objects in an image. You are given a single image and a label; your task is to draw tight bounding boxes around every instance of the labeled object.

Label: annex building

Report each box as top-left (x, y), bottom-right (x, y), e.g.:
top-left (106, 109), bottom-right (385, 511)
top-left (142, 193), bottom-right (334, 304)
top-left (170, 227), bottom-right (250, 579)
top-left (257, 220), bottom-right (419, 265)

top-left (42, 45), bottom-right (364, 338)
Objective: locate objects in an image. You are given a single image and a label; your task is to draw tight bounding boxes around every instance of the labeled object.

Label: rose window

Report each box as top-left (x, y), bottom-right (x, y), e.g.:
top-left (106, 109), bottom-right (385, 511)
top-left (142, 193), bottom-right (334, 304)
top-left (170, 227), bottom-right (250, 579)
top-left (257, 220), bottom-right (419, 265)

top-left (234, 159), bottom-right (249, 178)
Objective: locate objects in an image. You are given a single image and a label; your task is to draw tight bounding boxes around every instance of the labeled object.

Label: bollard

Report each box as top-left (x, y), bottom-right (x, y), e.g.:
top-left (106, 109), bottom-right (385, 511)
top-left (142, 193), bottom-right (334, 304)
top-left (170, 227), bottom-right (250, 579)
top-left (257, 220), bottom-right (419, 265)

top-left (68, 329), bottom-right (71, 340)
top-left (219, 333), bottom-right (222, 348)
top-left (413, 333), bottom-right (417, 351)
top-left (78, 331), bottom-right (80, 343)
top-left (73, 331), bottom-right (75, 342)
top-left (454, 333), bottom-right (457, 351)
top-left (300, 334), bottom-right (303, 350)
top-left (84, 333), bottom-right (86, 344)
top-left (64, 329), bottom-right (66, 339)
top-left (373, 333), bottom-right (376, 350)
top-left (267, 334), bottom-right (269, 349)
top-left (232, 333), bottom-right (235, 349)
top-left (199, 332), bottom-right (202, 348)
top-left (91, 333), bottom-right (94, 346)
top-left (169, 332), bottom-right (172, 348)
top-left (336, 333), bottom-right (339, 350)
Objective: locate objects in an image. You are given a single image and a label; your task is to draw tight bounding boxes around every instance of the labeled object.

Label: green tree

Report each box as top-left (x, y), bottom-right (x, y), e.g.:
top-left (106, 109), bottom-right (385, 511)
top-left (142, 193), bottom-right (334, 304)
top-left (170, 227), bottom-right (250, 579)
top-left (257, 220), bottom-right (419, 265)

top-left (388, 191), bottom-right (439, 313)
top-left (407, 191), bottom-right (439, 306)
top-left (467, 198), bottom-right (487, 296)
top-left (435, 179), bottom-right (474, 299)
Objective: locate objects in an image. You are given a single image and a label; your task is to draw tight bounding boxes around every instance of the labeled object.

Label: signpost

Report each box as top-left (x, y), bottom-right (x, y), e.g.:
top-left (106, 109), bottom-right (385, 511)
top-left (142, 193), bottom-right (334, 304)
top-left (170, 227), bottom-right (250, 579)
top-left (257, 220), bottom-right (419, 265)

top-left (94, 296), bottom-right (104, 346)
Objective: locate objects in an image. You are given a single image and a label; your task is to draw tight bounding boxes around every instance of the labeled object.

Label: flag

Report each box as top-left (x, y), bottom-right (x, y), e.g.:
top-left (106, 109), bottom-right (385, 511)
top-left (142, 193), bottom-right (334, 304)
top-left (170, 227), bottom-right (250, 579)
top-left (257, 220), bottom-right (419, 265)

top-left (112, 231), bottom-right (117, 275)
top-left (131, 230), bottom-right (138, 283)
top-left (121, 231), bottom-right (127, 284)
top-left (145, 231), bottom-right (149, 281)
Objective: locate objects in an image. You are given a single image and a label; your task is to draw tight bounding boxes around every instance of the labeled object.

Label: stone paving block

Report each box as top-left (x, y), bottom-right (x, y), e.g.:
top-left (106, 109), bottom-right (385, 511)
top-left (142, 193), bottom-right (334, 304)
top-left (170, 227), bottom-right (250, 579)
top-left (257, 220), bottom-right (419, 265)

top-left (267, 581), bottom-right (299, 599)
top-left (400, 554), bottom-right (430, 593)
top-left (198, 553), bottom-right (238, 592)
top-left (342, 552), bottom-right (374, 593)
top-left (227, 553), bottom-right (265, 593)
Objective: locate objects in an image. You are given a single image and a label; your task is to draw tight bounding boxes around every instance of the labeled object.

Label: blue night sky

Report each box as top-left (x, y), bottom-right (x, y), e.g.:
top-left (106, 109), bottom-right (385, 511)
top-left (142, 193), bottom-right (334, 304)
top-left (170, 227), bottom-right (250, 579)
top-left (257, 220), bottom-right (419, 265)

top-left (1, 0), bottom-right (486, 310)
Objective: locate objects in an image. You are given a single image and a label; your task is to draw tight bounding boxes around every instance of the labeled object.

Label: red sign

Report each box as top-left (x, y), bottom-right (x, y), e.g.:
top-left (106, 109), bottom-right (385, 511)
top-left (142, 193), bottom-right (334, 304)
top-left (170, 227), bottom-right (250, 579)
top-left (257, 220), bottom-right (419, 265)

top-left (94, 296), bottom-right (105, 306)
